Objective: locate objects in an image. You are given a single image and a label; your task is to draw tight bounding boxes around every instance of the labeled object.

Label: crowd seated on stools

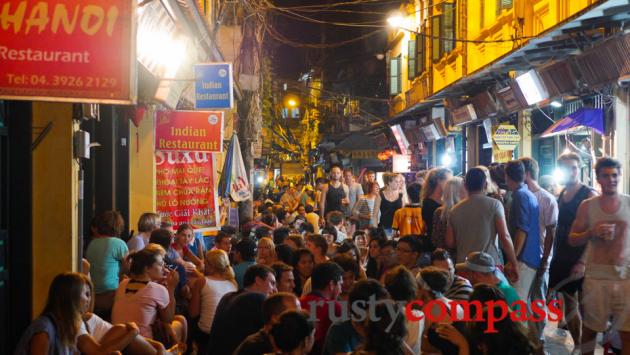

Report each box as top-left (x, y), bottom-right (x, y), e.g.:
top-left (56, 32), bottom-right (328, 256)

top-left (17, 158), bottom-right (630, 354)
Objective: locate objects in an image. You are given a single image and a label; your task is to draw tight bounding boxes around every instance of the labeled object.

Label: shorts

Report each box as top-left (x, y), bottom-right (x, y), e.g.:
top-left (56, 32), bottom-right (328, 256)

top-left (582, 277), bottom-right (630, 332)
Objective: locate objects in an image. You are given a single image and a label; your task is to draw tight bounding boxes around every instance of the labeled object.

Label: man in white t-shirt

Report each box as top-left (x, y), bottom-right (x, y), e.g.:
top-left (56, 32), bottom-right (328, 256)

top-left (522, 157), bottom-right (559, 347)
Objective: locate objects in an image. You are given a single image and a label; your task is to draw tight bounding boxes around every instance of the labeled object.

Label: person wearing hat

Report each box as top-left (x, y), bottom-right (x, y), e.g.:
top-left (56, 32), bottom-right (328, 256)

top-left (299, 184), bottom-right (317, 209)
top-left (456, 251), bottom-right (521, 309)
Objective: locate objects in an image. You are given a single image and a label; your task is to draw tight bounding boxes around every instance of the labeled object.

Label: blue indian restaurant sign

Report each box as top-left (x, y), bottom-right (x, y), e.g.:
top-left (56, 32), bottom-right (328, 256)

top-left (194, 63), bottom-right (233, 109)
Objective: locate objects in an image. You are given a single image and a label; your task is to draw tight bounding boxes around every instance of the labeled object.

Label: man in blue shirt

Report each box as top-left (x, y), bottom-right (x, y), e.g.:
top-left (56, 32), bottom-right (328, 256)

top-left (505, 160), bottom-right (541, 303)
top-left (233, 238), bottom-right (257, 289)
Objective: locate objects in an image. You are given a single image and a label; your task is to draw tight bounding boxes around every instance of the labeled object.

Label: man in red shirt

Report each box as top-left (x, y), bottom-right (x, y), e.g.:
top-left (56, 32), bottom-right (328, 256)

top-left (300, 262), bottom-right (344, 354)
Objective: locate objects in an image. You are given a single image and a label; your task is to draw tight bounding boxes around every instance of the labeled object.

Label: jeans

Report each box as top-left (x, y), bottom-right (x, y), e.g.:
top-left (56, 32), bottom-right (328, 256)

top-left (530, 268), bottom-right (549, 342)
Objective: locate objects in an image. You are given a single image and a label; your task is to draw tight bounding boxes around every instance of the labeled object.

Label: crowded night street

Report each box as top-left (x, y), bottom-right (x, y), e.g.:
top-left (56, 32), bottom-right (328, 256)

top-left (2, 0), bottom-right (630, 354)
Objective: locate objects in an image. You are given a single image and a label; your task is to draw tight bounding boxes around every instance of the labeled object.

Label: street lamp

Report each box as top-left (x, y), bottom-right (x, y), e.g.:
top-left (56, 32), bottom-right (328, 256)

top-left (287, 99), bottom-right (298, 108)
top-left (387, 14), bottom-right (407, 29)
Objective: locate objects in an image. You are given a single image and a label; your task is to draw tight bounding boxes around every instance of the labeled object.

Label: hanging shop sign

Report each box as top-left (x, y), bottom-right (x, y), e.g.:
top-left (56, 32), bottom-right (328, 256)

top-left (156, 151), bottom-right (220, 231)
top-left (155, 110), bottom-right (224, 152)
top-left (493, 150), bottom-right (513, 163)
top-left (0, 0), bottom-right (136, 103)
top-left (194, 63), bottom-right (233, 109)
top-left (493, 124), bottom-right (520, 151)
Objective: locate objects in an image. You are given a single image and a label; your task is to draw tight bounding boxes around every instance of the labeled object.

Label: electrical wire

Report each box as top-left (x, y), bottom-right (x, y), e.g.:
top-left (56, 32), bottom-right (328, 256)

top-left (263, 9), bottom-right (533, 43)
top-left (268, 0), bottom-right (399, 10)
top-left (264, 22), bottom-right (383, 48)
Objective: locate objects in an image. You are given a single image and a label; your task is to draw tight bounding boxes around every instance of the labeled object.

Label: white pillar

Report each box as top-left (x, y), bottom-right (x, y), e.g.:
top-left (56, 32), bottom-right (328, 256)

top-left (518, 109), bottom-right (532, 158)
top-left (614, 86), bottom-right (630, 194)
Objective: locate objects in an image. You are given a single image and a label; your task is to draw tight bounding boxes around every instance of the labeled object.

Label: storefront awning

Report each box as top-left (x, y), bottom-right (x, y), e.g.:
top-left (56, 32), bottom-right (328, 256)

top-left (541, 107), bottom-right (604, 137)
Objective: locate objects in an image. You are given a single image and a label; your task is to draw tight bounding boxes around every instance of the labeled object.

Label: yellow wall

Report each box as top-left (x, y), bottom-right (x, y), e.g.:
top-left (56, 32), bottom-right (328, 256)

top-left (389, 0), bottom-right (602, 116)
top-left (31, 102), bottom-right (79, 315)
top-left (129, 107), bottom-right (156, 229)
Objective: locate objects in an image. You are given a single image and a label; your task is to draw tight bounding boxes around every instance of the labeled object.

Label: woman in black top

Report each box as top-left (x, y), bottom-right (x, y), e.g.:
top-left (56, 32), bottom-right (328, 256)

top-left (421, 167), bottom-right (452, 238)
top-left (373, 173), bottom-right (403, 238)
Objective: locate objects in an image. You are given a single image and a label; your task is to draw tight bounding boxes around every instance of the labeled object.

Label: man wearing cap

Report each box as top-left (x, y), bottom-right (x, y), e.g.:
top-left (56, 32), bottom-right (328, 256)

top-left (457, 251), bottom-right (521, 308)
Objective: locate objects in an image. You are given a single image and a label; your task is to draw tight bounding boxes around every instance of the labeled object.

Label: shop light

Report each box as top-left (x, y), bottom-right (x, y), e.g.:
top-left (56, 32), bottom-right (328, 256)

top-left (392, 154), bottom-right (411, 173)
top-left (387, 14), bottom-right (407, 29)
top-left (553, 168), bottom-right (566, 184)
top-left (550, 100), bottom-right (562, 108)
top-left (441, 154), bottom-right (453, 167)
top-left (137, 28), bottom-right (188, 78)
top-left (256, 176), bottom-right (265, 184)
top-left (515, 70), bottom-right (549, 105)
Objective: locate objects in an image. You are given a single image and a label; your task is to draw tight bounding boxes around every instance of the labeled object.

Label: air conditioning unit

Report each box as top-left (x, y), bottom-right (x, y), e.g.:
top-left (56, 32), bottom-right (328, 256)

top-left (449, 104), bottom-right (478, 126)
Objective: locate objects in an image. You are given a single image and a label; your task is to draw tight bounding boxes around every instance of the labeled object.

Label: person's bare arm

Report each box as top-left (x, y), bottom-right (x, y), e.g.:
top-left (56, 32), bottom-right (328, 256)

top-left (569, 201), bottom-right (594, 246)
top-left (77, 323), bottom-right (138, 355)
top-left (158, 271), bottom-right (179, 323)
top-left (513, 229), bottom-right (527, 257)
top-left (29, 332), bottom-right (50, 355)
top-left (495, 216), bottom-right (519, 282)
top-left (445, 223), bottom-right (455, 249)
top-left (184, 249), bottom-right (203, 270)
top-left (539, 224), bottom-right (556, 276)
top-left (187, 273), bottom-right (206, 319)
top-left (372, 195), bottom-right (381, 227)
top-left (319, 185), bottom-right (328, 219)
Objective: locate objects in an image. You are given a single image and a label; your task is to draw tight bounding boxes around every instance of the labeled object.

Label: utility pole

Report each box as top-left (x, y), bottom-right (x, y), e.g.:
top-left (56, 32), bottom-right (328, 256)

top-left (236, 0), bottom-right (265, 222)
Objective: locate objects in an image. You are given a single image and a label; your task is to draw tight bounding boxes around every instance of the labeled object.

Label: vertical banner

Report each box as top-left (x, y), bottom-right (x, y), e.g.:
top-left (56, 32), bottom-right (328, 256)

top-left (156, 151), bottom-right (220, 231)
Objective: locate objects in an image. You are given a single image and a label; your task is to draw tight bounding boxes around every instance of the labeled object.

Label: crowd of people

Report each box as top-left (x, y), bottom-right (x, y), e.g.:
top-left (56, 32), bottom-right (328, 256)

top-left (15, 154), bottom-right (630, 355)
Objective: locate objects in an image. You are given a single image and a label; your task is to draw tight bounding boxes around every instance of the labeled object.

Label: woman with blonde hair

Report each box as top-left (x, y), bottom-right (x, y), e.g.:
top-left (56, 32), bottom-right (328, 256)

top-left (477, 165), bottom-right (503, 202)
top-left (127, 212), bottom-right (161, 252)
top-left (373, 172), bottom-right (403, 238)
top-left (256, 237), bottom-right (277, 266)
top-left (421, 167), bottom-right (452, 238)
top-left (431, 177), bottom-right (466, 259)
top-left (194, 249), bottom-right (237, 353)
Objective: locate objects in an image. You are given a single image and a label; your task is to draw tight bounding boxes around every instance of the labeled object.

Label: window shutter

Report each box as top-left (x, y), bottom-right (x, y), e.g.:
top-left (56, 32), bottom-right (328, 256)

top-left (416, 31), bottom-right (425, 74)
top-left (497, 0), bottom-right (512, 16)
top-left (408, 38), bottom-right (416, 80)
top-left (432, 16), bottom-right (441, 61)
top-left (442, 2), bottom-right (456, 54)
top-left (390, 56), bottom-right (400, 95)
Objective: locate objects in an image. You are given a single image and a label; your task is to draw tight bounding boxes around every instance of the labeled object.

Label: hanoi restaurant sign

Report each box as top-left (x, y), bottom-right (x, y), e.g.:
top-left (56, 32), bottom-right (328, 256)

top-left (0, 0), bottom-right (136, 104)
top-left (155, 110), bottom-right (224, 152)
top-left (194, 63), bottom-right (233, 109)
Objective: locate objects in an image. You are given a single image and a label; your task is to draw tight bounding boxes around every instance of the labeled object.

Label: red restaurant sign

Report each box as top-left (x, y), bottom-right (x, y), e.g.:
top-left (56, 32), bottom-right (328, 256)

top-left (155, 110), bottom-right (224, 152)
top-left (0, 0), bottom-right (136, 103)
top-left (156, 151), bottom-right (220, 231)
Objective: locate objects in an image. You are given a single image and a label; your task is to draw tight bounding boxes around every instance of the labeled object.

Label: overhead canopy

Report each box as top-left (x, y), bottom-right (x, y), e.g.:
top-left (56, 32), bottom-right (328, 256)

top-left (335, 132), bottom-right (385, 151)
top-left (541, 107), bottom-right (605, 137)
